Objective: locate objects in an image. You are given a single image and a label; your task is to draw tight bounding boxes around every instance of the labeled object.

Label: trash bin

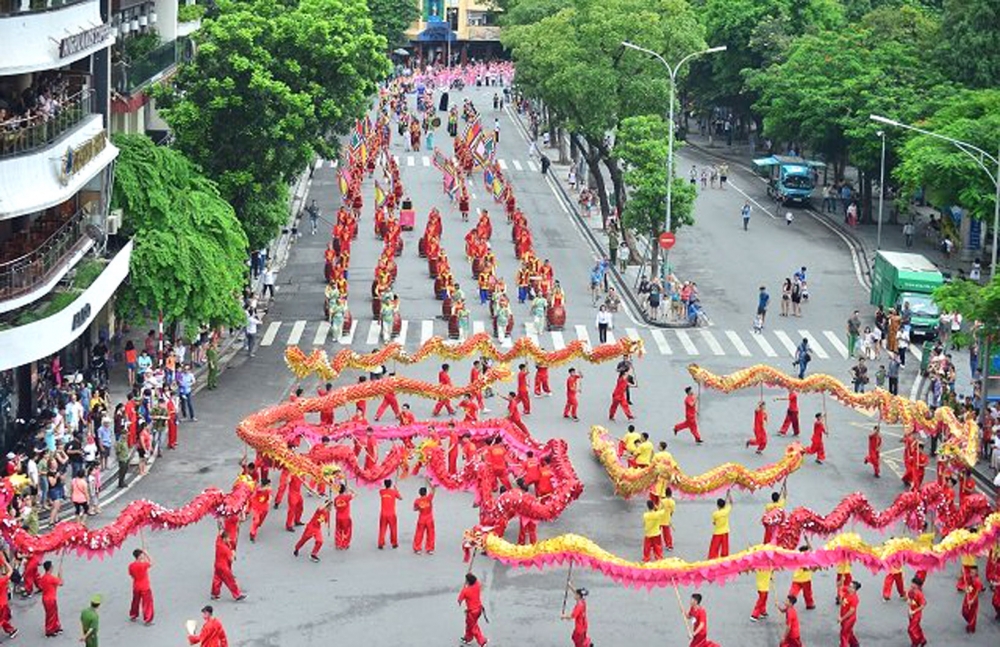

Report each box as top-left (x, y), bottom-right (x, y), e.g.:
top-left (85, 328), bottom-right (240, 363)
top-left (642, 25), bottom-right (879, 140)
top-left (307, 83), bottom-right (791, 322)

top-left (920, 341), bottom-right (934, 375)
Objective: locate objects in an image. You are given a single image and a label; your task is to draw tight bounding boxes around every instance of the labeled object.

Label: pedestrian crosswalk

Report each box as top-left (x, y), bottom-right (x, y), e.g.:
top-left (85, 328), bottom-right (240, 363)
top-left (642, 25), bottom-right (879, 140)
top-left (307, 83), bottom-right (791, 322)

top-left (256, 318), bottom-right (855, 361)
top-left (324, 156), bottom-right (541, 173)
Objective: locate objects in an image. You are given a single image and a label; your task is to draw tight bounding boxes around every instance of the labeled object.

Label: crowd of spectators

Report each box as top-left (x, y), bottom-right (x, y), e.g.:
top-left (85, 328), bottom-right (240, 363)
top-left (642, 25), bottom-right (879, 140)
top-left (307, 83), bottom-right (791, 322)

top-left (0, 74), bottom-right (80, 153)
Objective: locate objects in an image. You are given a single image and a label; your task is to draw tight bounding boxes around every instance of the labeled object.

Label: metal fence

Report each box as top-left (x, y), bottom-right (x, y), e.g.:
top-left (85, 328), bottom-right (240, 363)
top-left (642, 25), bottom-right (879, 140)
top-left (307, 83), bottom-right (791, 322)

top-left (0, 89), bottom-right (95, 158)
top-left (0, 207), bottom-right (93, 302)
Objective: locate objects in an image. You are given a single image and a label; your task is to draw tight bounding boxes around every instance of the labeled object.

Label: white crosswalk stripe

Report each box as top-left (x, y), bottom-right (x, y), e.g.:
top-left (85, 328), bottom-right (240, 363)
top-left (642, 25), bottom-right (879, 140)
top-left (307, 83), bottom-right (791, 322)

top-left (473, 320), bottom-right (485, 336)
top-left (650, 329), bottom-right (673, 355)
top-left (725, 330), bottom-right (752, 357)
top-left (421, 320), bottom-right (434, 345)
top-left (551, 330), bottom-right (566, 350)
top-left (675, 330), bottom-right (698, 355)
top-left (823, 330), bottom-right (849, 359)
top-left (525, 322), bottom-right (539, 345)
top-left (701, 330), bottom-right (724, 356)
top-left (574, 324), bottom-right (591, 350)
top-left (773, 330), bottom-right (798, 356)
top-left (260, 322), bottom-right (281, 347)
top-left (749, 331), bottom-right (777, 357)
top-left (527, 160), bottom-right (538, 172)
top-left (512, 160), bottom-right (523, 171)
top-left (422, 155), bottom-right (430, 167)
top-left (287, 321), bottom-right (306, 346)
top-left (604, 330), bottom-right (616, 345)
top-left (339, 319), bottom-right (358, 344)
top-left (407, 155), bottom-right (415, 167)
top-left (396, 319), bottom-right (408, 343)
top-left (313, 321), bottom-right (330, 346)
top-left (626, 328), bottom-right (641, 343)
top-left (797, 330), bottom-right (828, 359)
top-left (365, 321), bottom-right (381, 345)
top-left (498, 159), bottom-right (508, 170)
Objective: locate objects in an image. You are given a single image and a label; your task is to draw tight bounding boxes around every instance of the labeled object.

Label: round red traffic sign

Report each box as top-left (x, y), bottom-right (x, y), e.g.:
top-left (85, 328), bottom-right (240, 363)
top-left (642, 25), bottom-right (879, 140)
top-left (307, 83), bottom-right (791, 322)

top-left (658, 232), bottom-right (676, 250)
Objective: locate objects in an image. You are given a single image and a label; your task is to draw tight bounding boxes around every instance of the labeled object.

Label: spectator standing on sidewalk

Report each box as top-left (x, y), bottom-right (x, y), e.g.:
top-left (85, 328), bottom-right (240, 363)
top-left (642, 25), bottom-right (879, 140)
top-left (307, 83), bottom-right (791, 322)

top-left (262, 266), bottom-right (276, 300)
top-left (903, 221), bottom-right (915, 248)
top-left (847, 310), bottom-right (861, 358)
top-left (608, 226), bottom-right (619, 270)
top-left (741, 201), bottom-right (751, 230)
top-left (245, 310), bottom-right (261, 358)
top-left (115, 433), bottom-right (130, 489)
top-left (177, 365), bottom-right (197, 423)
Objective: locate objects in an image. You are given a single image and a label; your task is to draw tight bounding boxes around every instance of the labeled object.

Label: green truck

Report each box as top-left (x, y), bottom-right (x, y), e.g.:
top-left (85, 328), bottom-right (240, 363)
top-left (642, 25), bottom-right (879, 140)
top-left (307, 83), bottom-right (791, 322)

top-left (869, 251), bottom-right (944, 339)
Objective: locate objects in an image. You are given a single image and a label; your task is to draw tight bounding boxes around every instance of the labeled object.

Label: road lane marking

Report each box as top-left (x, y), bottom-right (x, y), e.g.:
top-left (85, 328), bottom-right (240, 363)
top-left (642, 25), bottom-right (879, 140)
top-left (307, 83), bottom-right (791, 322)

top-left (749, 332), bottom-right (777, 357)
top-left (626, 328), bottom-right (641, 343)
top-left (260, 322), bottom-right (281, 347)
top-left (773, 330), bottom-right (798, 356)
top-left (527, 160), bottom-right (538, 172)
top-left (422, 156), bottom-right (430, 167)
top-left (313, 321), bottom-right (330, 345)
top-left (396, 319), bottom-right (408, 343)
top-left (407, 155), bottom-right (415, 167)
top-left (575, 325), bottom-right (591, 350)
top-left (526, 322), bottom-right (539, 345)
top-left (498, 159), bottom-right (508, 170)
top-left (650, 329), bottom-right (673, 354)
top-left (421, 320), bottom-right (434, 345)
top-left (473, 321), bottom-right (485, 336)
top-left (604, 330), bottom-right (616, 345)
top-left (551, 330), bottom-right (566, 350)
top-left (725, 330), bottom-right (752, 357)
top-left (338, 319), bottom-right (357, 344)
top-left (797, 330), bottom-right (829, 359)
top-left (287, 320), bottom-right (306, 346)
top-left (675, 330), bottom-right (698, 355)
top-left (512, 160), bottom-right (523, 171)
top-left (700, 330), bottom-right (725, 355)
top-left (823, 330), bottom-right (849, 359)
top-left (365, 321), bottom-right (380, 345)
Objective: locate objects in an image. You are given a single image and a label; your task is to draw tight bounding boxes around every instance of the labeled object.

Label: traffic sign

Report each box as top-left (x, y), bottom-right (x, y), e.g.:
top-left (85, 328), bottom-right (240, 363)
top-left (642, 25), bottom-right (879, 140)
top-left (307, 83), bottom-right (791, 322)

top-left (658, 232), bottom-right (676, 250)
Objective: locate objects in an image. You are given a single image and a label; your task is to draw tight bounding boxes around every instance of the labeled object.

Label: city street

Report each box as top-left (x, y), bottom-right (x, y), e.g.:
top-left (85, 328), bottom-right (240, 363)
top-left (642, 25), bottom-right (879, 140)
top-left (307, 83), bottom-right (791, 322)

top-left (8, 83), bottom-right (996, 647)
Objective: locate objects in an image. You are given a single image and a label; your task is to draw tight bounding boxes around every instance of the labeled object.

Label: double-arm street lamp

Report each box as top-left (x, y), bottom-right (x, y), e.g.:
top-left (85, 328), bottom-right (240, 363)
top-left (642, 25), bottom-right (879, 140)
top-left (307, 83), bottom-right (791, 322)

top-left (621, 42), bottom-right (726, 243)
top-left (870, 114), bottom-right (1000, 278)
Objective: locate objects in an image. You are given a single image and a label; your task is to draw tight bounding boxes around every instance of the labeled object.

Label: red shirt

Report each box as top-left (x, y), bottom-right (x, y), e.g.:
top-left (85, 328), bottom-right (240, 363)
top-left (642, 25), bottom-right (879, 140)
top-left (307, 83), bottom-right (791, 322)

top-left (38, 572), bottom-right (61, 602)
top-left (784, 604), bottom-right (800, 639)
top-left (567, 374), bottom-right (581, 396)
top-left (214, 536), bottom-right (234, 568)
top-left (688, 606), bottom-right (707, 639)
top-left (907, 588), bottom-right (925, 617)
top-left (787, 391), bottom-right (798, 412)
top-left (379, 487), bottom-right (402, 516)
top-left (399, 410), bottom-right (415, 426)
top-left (965, 576), bottom-right (983, 606)
top-left (188, 617), bottom-right (228, 647)
top-left (251, 487), bottom-right (271, 514)
top-left (572, 599), bottom-right (588, 635)
top-left (129, 560), bottom-right (152, 591)
top-left (536, 466), bottom-right (554, 496)
top-left (307, 507), bottom-right (330, 529)
top-left (522, 457), bottom-right (540, 484)
top-left (458, 581), bottom-right (482, 612)
top-left (840, 591), bottom-right (858, 624)
top-left (470, 368), bottom-right (482, 384)
top-left (288, 475), bottom-right (303, 502)
top-left (488, 445), bottom-right (507, 470)
top-left (517, 370), bottom-right (529, 393)
top-left (439, 370), bottom-right (452, 386)
top-left (334, 493), bottom-right (354, 520)
top-left (811, 421), bottom-right (825, 445)
top-left (459, 399), bottom-right (479, 422)
top-left (684, 393), bottom-right (697, 418)
top-left (867, 433), bottom-right (881, 455)
top-left (413, 493), bottom-right (434, 521)
top-left (613, 376), bottom-right (628, 398)
top-left (0, 575), bottom-right (8, 608)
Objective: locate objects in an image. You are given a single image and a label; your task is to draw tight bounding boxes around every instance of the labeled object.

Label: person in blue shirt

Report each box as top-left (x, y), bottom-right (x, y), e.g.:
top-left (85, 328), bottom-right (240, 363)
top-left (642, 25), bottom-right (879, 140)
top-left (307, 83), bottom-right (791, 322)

top-left (97, 418), bottom-right (114, 469)
top-left (793, 339), bottom-right (812, 379)
top-left (177, 365), bottom-right (197, 422)
top-left (757, 286), bottom-right (771, 328)
top-left (590, 259), bottom-right (608, 306)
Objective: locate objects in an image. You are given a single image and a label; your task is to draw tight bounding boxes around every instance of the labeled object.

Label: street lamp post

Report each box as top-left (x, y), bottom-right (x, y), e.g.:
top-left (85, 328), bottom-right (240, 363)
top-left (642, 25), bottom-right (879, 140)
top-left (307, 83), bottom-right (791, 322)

top-left (622, 41), bottom-right (726, 272)
top-left (876, 130), bottom-right (886, 250)
top-left (870, 114), bottom-right (1000, 278)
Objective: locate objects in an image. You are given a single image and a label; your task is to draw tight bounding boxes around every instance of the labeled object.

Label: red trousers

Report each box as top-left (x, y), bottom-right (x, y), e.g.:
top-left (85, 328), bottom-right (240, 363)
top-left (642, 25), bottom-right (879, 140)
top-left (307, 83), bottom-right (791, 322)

top-left (609, 396), bottom-right (633, 420)
top-left (864, 452), bottom-right (880, 477)
top-left (375, 397), bottom-right (401, 421)
top-left (433, 399), bottom-right (455, 415)
top-left (564, 396), bottom-right (579, 419)
top-left (130, 588), bottom-right (154, 623)
top-left (378, 514), bottom-right (398, 548)
top-left (250, 508), bottom-right (268, 540)
top-left (957, 565), bottom-right (974, 591)
top-left (806, 440), bottom-right (826, 461)
top-left (167, 420), bottom-right (178, 448)
top-left (779, 411), bottom-right (800, 435)
top-left (572, 629), bottom-right (591, 647)
top-left (463, 609), bottom-right (487, 646)
top-left (788, 581), bottom-right (815, 608)
top-left (43, 598), bottom-right (60, 635)
top-left (779, 639), bottom-right (802, 647)
top-left (993, 586), bottom-right (1000, 619)
top-left (413, 519), bottom-right (435, 552)
top-left (335, 516), bottom-right (352, 549)
top-left (516, 389), bottom-right (531, 414)
top-left (883, 572), bottom-right (904, 599)
top-left (748, 430), bottom-right (767, 452)
top-left (661, 526), bottom-right (674, 551)
top-left (211, 566), bottom-right (242, 598)
top-left (751, 591), bottom-right (768, 618)
top-left (763, 526), bottom-right (775, 545)
top-left (674, 417), bottom-right (702, 442)
top-left (286, 497), bottom-right (303, 530)
top-left (518, 519), bottom-right (537, 545)
top-left (708, 533), bottom-right (729, 559)
top-left (22, 567), bottom-right (37, 595)
top-left (535, 375), bottom-right (550, 395)
top-left (0, 605), bottom-right (14, 635)
top-left (840, 619), bottom-right (859, 647)
top-left (294, 525), bottom-right (324, 557)
top-left (275, 471), bottom-right (289, 507)
top-left (643, 535), bottom-right (663, 562)
top-left (908, 613), bottom-right (925, 646)
top-left (962, 599), bottom-right (979, 632)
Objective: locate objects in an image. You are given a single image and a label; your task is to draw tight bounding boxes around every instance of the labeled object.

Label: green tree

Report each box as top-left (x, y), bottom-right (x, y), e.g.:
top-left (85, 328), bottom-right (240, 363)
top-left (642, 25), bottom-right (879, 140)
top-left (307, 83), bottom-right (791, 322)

top-left (111, 134), bottom-right (249, 330)
top-left (615, 115), bottom-right (696, 277)
top-left (157, 0), bottom-right (389, 249)
top-left (894, 89), bottom-right (1000, 223)
top-left (939, 0), bottom-right (1000, 88)
top-left (367, 0), bottom-right (420, 48)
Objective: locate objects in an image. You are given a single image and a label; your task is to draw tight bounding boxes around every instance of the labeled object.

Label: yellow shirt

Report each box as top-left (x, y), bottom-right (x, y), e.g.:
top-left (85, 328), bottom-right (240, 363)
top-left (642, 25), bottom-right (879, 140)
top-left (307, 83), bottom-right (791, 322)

top-left (765, 498), bottom-right (785, 512)
top-left (792, 568), bottom-right (812, 583)
top-left (652, 476), bottom-right (668, 498)
top-left (643, 510), bottom-right (665, 537)
top-left (711, 504), bottom-right (731, 535)
top-left (658, 498), bottom-right (676, 526)
top-left (623, 432), bottom-right (641, 454)
top-left (756, 570), bottom-right (773, 592)
top-left (635, 441), bottom-right (654, 466)
top-left (916, 532), bottom-right (935, 549)
top-left (837, 563), bottom-right (852, 575)
top-left (961, 554), bottom-right (976, 567)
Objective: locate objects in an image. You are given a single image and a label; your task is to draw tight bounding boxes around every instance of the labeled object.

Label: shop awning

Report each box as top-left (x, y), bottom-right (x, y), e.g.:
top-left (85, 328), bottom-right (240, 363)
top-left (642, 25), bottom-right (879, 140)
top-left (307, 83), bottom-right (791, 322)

top-left (417, 19), bottom-right (457, 42)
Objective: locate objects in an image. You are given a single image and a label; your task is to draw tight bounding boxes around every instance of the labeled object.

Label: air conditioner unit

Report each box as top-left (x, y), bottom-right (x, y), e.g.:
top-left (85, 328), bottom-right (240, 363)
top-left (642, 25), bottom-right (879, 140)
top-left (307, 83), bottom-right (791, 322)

top-left (106, 209), bottom-right (123, 235)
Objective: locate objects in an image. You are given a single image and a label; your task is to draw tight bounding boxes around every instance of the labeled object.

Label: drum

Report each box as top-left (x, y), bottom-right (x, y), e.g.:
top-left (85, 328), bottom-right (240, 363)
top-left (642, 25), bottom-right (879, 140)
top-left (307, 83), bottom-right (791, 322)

top-left (342, 311), bottom-right (353, 337)
top-left (428, 256), bottom-right (439, 278)
top-left (434, 276), bottom-right (446, 299)
top-left (547, 304), bottom-right (566, 330)
top-left (448, 315), bottom-right (460, 339)
top-left (472, 257), bottom-right (483, 278)
top-left (371, 297), bottom-right (381, 319)
top-left (418, 236), bottom-right (427, 258)
top-left (441, 297), bottom-right (452, 318)
top-left (394, 237), bottom-right (403, 257)
top-left (392, 312), bottom-right (402, 336)
top-left (371, 280), bottom-right (379, 298)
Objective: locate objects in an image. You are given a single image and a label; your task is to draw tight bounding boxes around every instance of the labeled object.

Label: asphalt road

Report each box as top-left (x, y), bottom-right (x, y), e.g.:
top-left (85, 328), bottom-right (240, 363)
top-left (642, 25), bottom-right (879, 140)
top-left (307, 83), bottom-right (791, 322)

top-left (9, 84), bottom-right (997, 647)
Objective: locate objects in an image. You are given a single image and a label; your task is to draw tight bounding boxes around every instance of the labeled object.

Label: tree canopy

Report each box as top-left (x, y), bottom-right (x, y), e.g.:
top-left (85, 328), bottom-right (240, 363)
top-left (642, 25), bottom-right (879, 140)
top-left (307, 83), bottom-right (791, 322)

top-left (366, 0), bottom-right (420, 48)
top-left (938, 0), bottom-right (1000, 89)
top-left (111, 134), bottom-right (249, 329)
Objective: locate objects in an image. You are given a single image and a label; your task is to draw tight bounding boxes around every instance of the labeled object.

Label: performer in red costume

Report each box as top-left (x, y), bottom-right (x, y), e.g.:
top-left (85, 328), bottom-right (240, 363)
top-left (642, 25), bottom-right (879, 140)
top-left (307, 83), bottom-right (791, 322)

top-left (248, 478), bottom-right (271, 542)
top-left (745, 401), bottom-right (768, 454)
top-left (906, 577), bottom-right (927, 647)
top-left (210, 530), bottom-right (245, 601)
top-left (515, 364), bottom-right (532, 414)
top-left (294, 500), bottom-right (332, 562)
top-left (534, 362), bottom-right (551, 396)
top-left (412, 483), bottom-right (436, 554)
top-left (608, 372), bottom-right (634, 422)
top-left (561, 584), bottom-right (592, 647)
top-left (776, 390), bottom-right (800, 436)
top-left (839, 581), bottom-right (862, 647)
top-left (334, 482), bottom-right (354, 549)
top-left (38, 560), bottom-right (63, 636)
top-left (564, 368), bottom-right (582, 421)
top-left (377, 479), bottom-right (402, 549)
top-left (805, 412), bottom-right (828, 464)
top-left (128, 548), bottom-right (155, 624)
top-left (503, 391), bottom-right (530, 436)
top-left (284, 473), bottom-right (304, 531)
top-left (459, 393), bottom-right (480, 423)
top-left (864, 425), bottom-right (882, 478)
top-left (187, 605), bottom-right (227, 647)
top-left (688, 594), bottom-right (720, 647)
top-left (458, 573), bottom-right (488, 647)
top-left (432, 364), bottom-right (456, 416)
top-left (962, 565), bottom-right (982, 633)
top-left (672, 386), bottom-right (702, 443)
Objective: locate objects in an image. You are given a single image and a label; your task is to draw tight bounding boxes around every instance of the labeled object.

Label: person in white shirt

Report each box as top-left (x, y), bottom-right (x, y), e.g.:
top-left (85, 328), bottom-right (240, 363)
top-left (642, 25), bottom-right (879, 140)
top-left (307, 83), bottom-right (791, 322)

top-left (245, 311), bottom-right (262, 357)
top-left (262, 266), bottom-right (276, 299)
top-left (595, 305), bottom-right (613, 344)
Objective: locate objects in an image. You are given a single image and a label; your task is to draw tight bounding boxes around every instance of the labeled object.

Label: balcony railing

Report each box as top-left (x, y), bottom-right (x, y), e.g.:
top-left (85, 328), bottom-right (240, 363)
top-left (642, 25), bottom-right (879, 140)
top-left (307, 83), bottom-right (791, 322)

top-left (0, 0), bottom-right (91, 17)
top-left (0, 207), bottom-right (93, 303)
top-left (0, 89), bottom-right (95, 159)
top-left (113, 37), bottom-right (191, 95)
top-left (467, 25), bottom-right (501, 41)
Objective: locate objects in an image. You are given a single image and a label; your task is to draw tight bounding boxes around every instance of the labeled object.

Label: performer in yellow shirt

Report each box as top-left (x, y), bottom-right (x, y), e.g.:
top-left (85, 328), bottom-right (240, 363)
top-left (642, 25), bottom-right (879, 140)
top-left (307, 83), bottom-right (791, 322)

top-left (751, 569), bottom-right (772, 621)
top-left (634, 433), bottom-right (654, 468)
top-left (642, 500), bottom-right (665, 562)
top-left (788, 546), bottom-right (816, 609)
top-left (761, 483), bottom-right (787, 545)
top-left (835, 562), bottom-right (853, 604)
top-left (708, 491), bottom-right (733, 559)
top-left (658, 488), bottom-right (676, 552)
top-left (619, 425), bottom-right (641, 467)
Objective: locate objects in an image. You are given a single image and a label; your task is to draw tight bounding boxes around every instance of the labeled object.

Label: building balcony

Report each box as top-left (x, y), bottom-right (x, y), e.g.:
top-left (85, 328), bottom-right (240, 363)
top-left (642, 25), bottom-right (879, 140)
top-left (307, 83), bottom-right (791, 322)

top-left (0, 89), bottom-right (94, 159)
top-left (465, 25), bottom-right (500, 41)
top-left (112, 35), bottom-right (191, 96)
top-left (0, 240), bottom-right (132, 372)
top-left (0, 0), bottom-right (114, 75)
